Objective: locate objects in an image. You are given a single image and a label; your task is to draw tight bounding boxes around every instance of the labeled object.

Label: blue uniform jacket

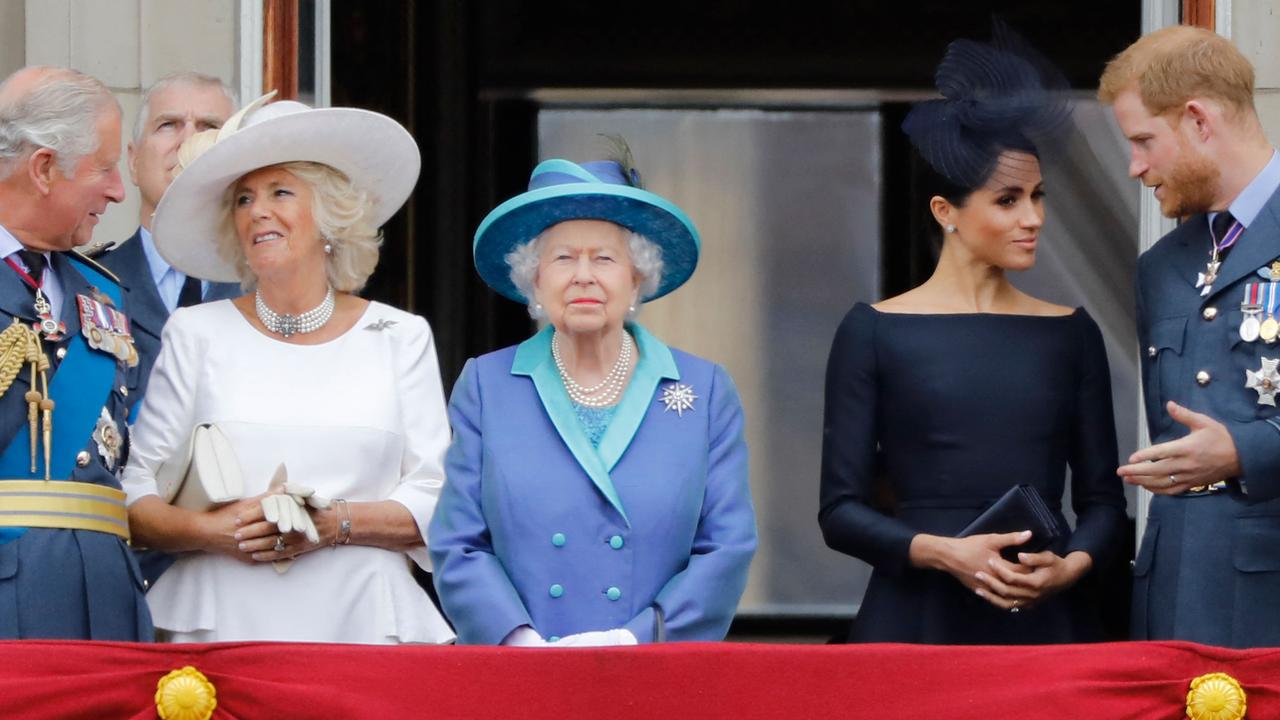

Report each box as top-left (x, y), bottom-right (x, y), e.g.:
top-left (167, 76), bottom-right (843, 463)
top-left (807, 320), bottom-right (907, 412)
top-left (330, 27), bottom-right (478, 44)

top-left (429, 324), bottom-right (756, 644)
top-left (1134, 185), bottom-right (1280, 646)
top-left (0, 251), bottom-right (152, 640)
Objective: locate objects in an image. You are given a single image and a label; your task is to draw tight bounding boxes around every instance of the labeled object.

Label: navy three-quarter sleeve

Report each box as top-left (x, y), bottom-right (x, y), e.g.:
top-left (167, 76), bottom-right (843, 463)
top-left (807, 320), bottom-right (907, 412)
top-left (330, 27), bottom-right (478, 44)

top-left (1063, 310), bottom-right (1128, 566)
top-left (818, 303), bottom-right (918, 575)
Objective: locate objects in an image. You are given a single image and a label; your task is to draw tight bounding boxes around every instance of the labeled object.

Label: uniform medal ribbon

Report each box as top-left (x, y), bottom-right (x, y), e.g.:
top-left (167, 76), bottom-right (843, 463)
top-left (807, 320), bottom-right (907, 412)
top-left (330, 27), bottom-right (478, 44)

top-left (1200, 217), bottom-right (1245, 296)
top-left (1262, 282), bottom-right (1280, 344)
top-left (1242, 283), bottom-right (1264, 342)
top-left (3, 255), bottom-right (64, 341)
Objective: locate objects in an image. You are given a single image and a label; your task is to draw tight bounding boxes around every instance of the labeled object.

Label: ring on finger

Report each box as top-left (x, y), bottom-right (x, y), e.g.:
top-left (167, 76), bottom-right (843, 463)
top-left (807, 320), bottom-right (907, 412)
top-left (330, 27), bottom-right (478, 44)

top-left (1010, 600), bottom-right (1020, 614)
top-left (1169, 474), bottom-right (1177, 488)
top-left (274, 535), bottom-right (286, 553)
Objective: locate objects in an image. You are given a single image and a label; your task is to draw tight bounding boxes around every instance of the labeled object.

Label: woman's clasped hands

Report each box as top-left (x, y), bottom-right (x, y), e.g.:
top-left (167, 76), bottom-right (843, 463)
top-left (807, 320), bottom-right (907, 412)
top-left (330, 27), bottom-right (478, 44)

top-left (212, 483), bottom-right (337, 564)
top-left (911, 531), bottom-right (1092, 612)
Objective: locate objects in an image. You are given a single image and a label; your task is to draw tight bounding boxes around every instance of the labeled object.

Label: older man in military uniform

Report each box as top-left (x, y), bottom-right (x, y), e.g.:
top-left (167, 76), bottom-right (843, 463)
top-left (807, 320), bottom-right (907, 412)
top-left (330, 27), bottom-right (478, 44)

top-left (0, 66), bottom-right (152, 640)
top-left (1102, 27), bottom-right (1280, 648)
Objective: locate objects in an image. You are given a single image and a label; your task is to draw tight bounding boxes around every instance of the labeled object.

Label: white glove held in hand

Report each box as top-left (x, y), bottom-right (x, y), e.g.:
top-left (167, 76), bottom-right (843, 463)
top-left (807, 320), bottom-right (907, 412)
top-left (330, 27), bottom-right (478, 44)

top-left (550, 629), bottom-right (638, 647)
top-left (260, 494), bottom-right (320, 544)
top-left (283, 482), bottom-right (332, 510)
top-left (501, 626), bottom-right (549, 647)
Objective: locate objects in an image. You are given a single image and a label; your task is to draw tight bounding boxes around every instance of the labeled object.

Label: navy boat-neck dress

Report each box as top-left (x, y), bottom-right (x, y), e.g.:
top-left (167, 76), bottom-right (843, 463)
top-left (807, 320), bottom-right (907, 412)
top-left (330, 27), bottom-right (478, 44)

top-left (819, 302), bottom-right (1127, 644)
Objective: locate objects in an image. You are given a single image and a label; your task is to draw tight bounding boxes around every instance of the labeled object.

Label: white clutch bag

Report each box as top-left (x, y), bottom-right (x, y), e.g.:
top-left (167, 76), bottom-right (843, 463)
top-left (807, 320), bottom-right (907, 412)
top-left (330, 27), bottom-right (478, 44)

top-left (156, 423), bottom-right (245, 511)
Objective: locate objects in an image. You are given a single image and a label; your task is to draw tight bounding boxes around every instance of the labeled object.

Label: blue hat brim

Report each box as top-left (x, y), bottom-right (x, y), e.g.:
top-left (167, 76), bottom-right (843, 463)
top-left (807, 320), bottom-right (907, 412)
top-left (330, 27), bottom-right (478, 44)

top-left (473, 183), bottom-right (701, 304)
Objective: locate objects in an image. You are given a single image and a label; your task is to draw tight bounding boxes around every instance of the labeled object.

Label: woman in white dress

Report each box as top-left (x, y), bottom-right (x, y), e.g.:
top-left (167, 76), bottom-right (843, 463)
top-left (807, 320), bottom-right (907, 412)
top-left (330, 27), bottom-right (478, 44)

top-left (120, 95), bottom-right (455, 644)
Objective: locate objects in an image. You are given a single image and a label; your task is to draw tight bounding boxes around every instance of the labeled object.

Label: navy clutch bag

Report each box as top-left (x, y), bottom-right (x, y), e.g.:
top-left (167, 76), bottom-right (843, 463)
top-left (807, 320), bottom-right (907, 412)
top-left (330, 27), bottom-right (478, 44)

top-left (958, 484), bottom-right (1063, 563)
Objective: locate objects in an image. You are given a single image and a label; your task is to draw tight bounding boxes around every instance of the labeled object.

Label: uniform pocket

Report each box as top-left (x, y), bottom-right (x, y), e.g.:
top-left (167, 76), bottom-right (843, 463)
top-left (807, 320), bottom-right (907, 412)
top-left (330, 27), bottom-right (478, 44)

top-left (0, 539), bottom-right (19, 637)
top-left (1232, 515), bottom-right (1280, 572)
top-left (1231, 516), bottom-right (1280, 645)
top-left (1133, 519), bottom-right (1159, 578)
top-left (1145, 317), bottom-right (1186, 434)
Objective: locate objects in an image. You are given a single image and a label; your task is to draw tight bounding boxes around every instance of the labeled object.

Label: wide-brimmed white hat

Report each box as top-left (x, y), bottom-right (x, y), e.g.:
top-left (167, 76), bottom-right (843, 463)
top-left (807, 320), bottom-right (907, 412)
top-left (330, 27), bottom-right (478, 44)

top-left (151, 92), bottom-right (421, 282)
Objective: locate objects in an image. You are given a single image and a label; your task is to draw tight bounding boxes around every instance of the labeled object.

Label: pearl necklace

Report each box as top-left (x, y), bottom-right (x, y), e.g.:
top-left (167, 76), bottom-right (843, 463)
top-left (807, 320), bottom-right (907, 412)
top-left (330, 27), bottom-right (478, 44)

top-left (255, 287), bottom-right (335, 338)
top-left (552, 331), bottom-right (634, 408)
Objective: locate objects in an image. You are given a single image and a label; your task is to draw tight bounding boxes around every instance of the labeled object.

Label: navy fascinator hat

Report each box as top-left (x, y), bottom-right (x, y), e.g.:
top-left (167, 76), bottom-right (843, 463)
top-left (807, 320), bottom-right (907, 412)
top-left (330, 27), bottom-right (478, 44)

top-left (902, 22), bottom-right (1072, 191)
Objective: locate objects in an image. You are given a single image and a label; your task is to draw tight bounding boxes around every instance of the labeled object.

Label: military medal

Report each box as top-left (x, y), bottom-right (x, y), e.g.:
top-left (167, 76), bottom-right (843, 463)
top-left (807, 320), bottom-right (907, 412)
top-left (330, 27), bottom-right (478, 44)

top-left (1198, 217), bottom-right (1244, 296)
top-left (76, 293), bottom-right (139, 367)
top-left (1271, 261), bottom-right (1280, 281)
top-left (1241, 283), bottom-right (1263, 343)
top-left (1246, 356), bottom-right (1280, 406)
top-left (3, 255), bottom-right (65, 341)
top-left (1262, 283), bottom-right (1280, 344)
top-left (30, 292), bottom-right (65, 341)
top-left (92, 407), bottom-right (122, 470)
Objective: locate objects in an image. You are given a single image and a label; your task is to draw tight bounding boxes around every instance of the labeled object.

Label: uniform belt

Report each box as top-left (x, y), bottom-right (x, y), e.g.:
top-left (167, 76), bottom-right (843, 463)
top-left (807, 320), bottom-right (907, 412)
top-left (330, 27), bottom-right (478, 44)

top-left (0, 481), bottom-right (129, 540)
top-left (1183, 481), bottom-right (1229, 497)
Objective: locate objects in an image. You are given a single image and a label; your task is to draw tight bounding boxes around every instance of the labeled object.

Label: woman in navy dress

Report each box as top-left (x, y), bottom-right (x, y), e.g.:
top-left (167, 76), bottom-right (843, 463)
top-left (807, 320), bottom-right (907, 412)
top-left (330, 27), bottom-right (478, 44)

top-left (818, 29), bottom-right (1127, 644)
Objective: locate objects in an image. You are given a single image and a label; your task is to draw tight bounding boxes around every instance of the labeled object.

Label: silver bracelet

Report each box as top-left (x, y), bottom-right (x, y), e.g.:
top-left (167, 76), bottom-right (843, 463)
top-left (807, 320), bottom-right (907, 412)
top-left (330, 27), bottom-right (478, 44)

top-left (332, 498), bottom-right (352, 546)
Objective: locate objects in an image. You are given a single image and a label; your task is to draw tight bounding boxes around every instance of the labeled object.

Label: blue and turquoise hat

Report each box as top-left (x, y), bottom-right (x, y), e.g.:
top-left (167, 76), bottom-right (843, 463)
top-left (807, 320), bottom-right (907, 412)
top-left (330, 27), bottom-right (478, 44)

top-left (473, 158), bottom-right (701, 303)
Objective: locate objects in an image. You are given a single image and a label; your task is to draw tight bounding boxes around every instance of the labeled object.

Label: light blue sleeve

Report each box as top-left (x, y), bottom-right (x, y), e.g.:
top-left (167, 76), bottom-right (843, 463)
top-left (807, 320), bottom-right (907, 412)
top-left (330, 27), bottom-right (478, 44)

top-left (624, 363), bottom-right (757, 642)
top-left (428, 359), bottom-right (534, 645)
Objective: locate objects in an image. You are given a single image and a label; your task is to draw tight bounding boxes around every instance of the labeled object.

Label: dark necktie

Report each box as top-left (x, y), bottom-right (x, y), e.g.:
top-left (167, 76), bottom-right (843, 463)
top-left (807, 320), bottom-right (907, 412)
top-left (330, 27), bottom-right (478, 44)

top-left (177, 274), bottom-right (202, 308)
top-left (1212, 210), bottom-right (1238, 249)
top-left (17, 250), bottom-right (45, 290)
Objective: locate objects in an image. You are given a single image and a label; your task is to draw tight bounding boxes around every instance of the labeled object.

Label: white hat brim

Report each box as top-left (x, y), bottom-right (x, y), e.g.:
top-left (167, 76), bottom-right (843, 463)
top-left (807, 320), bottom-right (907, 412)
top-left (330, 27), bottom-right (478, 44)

top-left (151, 105), bottom-right (420, 282)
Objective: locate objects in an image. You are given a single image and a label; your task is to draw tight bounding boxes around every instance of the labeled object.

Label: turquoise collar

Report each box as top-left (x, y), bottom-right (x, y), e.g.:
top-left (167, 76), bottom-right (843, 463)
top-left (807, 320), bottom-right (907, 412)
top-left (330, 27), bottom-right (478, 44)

top-left (512, 323), bottom-right (679, 525)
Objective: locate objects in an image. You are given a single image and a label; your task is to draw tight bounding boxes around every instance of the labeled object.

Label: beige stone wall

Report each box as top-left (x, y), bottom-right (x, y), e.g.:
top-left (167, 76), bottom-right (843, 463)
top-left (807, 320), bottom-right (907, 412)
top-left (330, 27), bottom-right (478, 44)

top-left (1234, 1), bottom-right (1280, 143)
top-left (0, 0), bottom-right (24, 79)
top-left (19, 0), bottom-right (238, 251)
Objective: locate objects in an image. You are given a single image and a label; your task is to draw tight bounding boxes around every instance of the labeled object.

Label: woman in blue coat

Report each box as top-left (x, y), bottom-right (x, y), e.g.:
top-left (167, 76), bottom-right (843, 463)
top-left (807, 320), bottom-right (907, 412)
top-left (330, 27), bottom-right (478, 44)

top-left (429, 145), bottom-right (757, 646)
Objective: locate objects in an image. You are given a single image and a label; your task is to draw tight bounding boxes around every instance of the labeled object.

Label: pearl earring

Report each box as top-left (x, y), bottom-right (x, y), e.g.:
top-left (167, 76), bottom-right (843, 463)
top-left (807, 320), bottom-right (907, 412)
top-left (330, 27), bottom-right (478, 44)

top-left (323, 242), bottom-right (333, 255)
top-left (945, 224), bottom-right (957, 234)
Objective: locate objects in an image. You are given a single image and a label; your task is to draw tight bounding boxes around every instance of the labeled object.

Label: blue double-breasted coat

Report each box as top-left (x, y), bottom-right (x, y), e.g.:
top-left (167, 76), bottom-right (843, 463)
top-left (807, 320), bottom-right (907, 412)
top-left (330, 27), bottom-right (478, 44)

top-left (1135, 185), bottom-right (1280, 647)
top-left (429, 324), bottom-right (757, 644)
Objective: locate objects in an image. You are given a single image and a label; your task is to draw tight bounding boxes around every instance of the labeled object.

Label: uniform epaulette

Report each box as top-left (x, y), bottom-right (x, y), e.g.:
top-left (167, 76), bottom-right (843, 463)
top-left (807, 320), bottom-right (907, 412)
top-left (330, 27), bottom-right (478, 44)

top-left (74, 240), bottom-right (116, 260)
top-left (66, 251), bottom-right (122, 286)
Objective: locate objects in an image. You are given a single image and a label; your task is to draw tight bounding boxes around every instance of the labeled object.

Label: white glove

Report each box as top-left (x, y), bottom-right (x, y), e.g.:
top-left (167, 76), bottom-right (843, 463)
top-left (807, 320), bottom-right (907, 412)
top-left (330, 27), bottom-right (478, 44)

top-left (261, 464), bottom-right (329, 545)
top-left (260, 493), bottom-right (321, 545)
top-left (283, 482), bottom-right (332, 510)
top-left (501, 625), bottom-right (549, 647)
top-left (549, 629), bottom-right (638, 647)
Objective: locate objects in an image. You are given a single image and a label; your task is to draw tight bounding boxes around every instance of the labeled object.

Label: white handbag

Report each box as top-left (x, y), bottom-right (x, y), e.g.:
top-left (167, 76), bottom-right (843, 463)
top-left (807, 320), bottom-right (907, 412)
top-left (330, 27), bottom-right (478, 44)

top-left (155, 423), bottom-right (245, 511)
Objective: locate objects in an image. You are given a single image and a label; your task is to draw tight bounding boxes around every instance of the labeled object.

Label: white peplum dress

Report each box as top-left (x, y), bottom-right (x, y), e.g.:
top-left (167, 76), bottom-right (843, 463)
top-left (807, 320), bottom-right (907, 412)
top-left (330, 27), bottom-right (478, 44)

top-left (121, 299), bottom-right (455, 644)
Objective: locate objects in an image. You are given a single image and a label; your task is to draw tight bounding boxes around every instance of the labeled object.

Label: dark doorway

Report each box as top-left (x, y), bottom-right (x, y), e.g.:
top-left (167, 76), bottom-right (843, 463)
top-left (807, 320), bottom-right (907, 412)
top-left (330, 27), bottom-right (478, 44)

top-left (330, 0), bottom-right (1142, 639)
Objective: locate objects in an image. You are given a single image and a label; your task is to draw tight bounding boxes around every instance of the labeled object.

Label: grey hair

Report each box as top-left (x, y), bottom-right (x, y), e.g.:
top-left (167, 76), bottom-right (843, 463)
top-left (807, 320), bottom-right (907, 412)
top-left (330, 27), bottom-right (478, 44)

top-left (505, 227), bottom-right (665, 319)
top-left (0, 67), bottom-right (120, 179)
top-left (132, 71), bottom-right (237, 144)
top-left (217, 161), bottom-right (383, 292)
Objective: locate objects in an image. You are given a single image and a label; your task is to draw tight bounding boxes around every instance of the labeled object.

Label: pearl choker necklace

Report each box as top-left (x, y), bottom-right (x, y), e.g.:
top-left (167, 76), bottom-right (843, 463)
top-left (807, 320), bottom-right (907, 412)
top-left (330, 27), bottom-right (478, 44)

top-left (552, 331), bottom-right (634, 408)
top-left (255, 287), bottom-right (335, 338)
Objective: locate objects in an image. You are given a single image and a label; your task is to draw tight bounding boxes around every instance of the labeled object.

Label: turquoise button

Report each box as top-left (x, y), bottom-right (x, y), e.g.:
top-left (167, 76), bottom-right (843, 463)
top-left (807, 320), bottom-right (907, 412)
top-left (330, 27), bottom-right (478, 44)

top-left (551, 533), bottom-right (566, 547)
top-left (609, 535), bottom-right (624, 550)
top-left (549, 583), bottom-right (564, 598)
top-left (606, 586), bottom-right (621, 601)
top-left (548, 636), bottom-right (561, 642)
